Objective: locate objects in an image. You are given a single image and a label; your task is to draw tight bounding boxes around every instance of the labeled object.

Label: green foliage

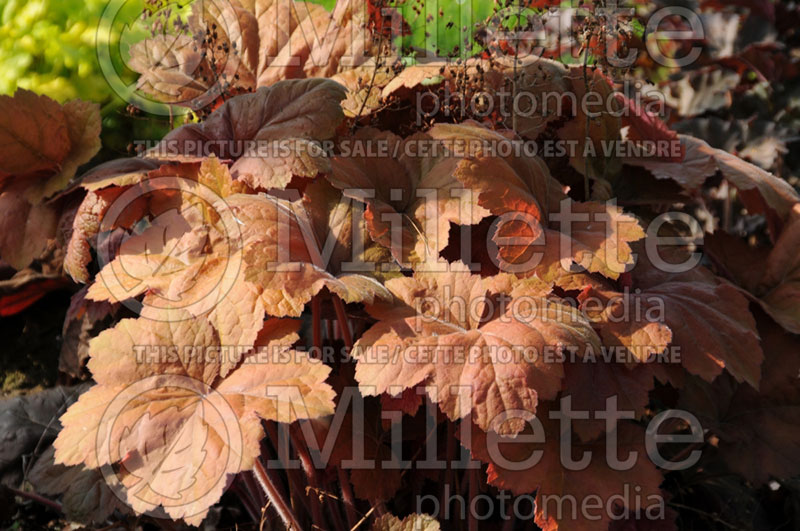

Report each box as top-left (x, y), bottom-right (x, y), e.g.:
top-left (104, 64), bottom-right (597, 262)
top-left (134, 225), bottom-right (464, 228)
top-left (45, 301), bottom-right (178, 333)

top-left (0, 1), bottom-right (182, 162)
top-left (0, 0), bottom-right (145, 103)
top-left (393, 0), bottom-right (498, 58)
top-left (310, 0), bottom-right (338, 10)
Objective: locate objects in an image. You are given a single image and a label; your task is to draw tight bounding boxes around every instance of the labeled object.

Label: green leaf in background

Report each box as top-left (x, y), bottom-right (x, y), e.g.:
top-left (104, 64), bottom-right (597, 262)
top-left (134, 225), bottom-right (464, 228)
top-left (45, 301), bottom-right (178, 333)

top-left (310, 0), bottom-right (338, 9)
top-left (630, 18), bottom-right (644, 39)
top-left (0, 0), bottom-right (194, 162)
top-left (392, 0), bottom-right (499, 58)
top-left (0, 0), bottom-right (145, 103)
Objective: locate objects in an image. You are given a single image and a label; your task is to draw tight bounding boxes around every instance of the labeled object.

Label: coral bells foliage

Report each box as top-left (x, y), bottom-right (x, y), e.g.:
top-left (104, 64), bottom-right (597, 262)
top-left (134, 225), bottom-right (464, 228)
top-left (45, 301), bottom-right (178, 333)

top-left (1, 1), bottom-right (800, 529)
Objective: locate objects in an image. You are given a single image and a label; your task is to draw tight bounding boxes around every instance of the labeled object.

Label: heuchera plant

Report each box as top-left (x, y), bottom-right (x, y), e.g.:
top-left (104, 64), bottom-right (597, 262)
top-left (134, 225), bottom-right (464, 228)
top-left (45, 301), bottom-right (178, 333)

top-left (1, 0), bottom-right (800, 530)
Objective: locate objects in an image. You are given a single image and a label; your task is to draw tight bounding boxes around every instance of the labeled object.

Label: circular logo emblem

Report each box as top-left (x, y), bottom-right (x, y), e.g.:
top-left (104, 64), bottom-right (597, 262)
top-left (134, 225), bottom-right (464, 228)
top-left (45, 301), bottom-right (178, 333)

top-left (97, 375), bottom-right (243, 520)
top-left (95, 176), bottom-right (243, 322)
top-left (96, 0), bottom-right (244, 115)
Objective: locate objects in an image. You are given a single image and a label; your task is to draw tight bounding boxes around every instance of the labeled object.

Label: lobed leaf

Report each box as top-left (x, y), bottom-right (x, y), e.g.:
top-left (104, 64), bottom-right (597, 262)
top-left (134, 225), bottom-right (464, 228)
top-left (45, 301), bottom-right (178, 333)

top-left (54, 315), bottom-right (335, 524)
top-left (354, 265), bottom-right (600, 435)
top-left (148, 79), bottom-right (346, 190)
top-left (461, 405), bottom-right (665, 531)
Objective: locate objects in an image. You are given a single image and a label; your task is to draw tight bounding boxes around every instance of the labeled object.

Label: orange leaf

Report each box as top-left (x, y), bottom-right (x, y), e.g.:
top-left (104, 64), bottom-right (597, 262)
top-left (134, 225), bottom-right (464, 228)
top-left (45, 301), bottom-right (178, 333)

top-left (54, 315), bottom-right (334, 525)
top-left (354, 265), bottom-right (600, 435)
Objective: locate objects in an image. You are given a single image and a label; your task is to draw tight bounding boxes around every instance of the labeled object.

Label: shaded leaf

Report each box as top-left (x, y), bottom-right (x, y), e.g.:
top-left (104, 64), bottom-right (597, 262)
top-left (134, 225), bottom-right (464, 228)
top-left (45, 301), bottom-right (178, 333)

top-left (149, 79), bottom-right (345, 190)
top-left (29, 446), bottom-right (128, 524)
top-left (326, 126), bottom-right (490, 267)
top-left (628, 134), bottom-right (800, 231)
top-left (562, 360), bottom-right (657, 442)
top-left (584, 249), bottom-right (762, 388)
top-left (662, 68), bottom-right (740, 117)
top-left (461, 405), bottom-right (665, 531)
top-left (0, 185), bottom-right (60, 270)
top-left (0, 90), bottom-right (70, 178)
top-left (678, 318), bottom-right (800, 484)
top-left (0, 385), bottom-right (89, 487)
top-left (59, 286), bottom-right (115, 378)
top-left (706, 204), bottom-right (800, 334)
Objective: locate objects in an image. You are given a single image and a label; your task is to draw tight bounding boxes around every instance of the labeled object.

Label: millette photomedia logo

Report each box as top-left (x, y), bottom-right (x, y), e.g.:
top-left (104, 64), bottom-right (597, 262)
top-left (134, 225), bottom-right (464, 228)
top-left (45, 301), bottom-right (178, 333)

top-left (96, 375), bottom-right (244, 521)
top-left (94, 175), bottom-right (243, 322)
top-left (97, 0), bottom-right (245, 115)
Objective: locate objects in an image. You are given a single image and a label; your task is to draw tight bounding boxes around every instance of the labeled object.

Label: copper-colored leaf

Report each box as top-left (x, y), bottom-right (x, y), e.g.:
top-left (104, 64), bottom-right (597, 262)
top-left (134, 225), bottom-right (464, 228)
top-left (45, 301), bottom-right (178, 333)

top-left (129, 34), bottom-right (214, 105)
top-left (430, 121), bottom-right (564, 228)
top-left (0, 91), bottom-right (100, 203)
top-left (303, 177), bottom-right (396, 299)
top-left (706, 204), bottom-right (800, 334)
top-left (678, 319), bottom-right (800, 484)
top-left (328, 124), bottom-right (548, 267)
top-left (557, 67), bottom-right (623, 178)
top-left (54, 316), bottom-right (334, 524)
top-left (0, 184), bottom-right (60, 270)
top-left (629, 134), bottom-right (800, 227)
top-left (63, 187), bottom-right (123, 283)
top-left (578, 286), bottom-right (672, 363)
top-left (40, 99), bottom-right (102, 202)
top-left (627, 134), bottom-right (718, 190)
top-left (0, 89), bottom-right (70, 178)
top-left (231, 192), bottom-right (375, 314)
top-left (495, 199), bottom-right (645, 283)
top-left (585, 250), bottom-right (762, 388)
top-left (256, 0), bottom-right (374, 86)
top-left (462, 406), bottom-right (664, 531)
top-left (79, 158), bottom-right (164, 192)
top-left (149, 79), bottom-right (345, 190)
top-left (354, 265), bottom-right (599, 434)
